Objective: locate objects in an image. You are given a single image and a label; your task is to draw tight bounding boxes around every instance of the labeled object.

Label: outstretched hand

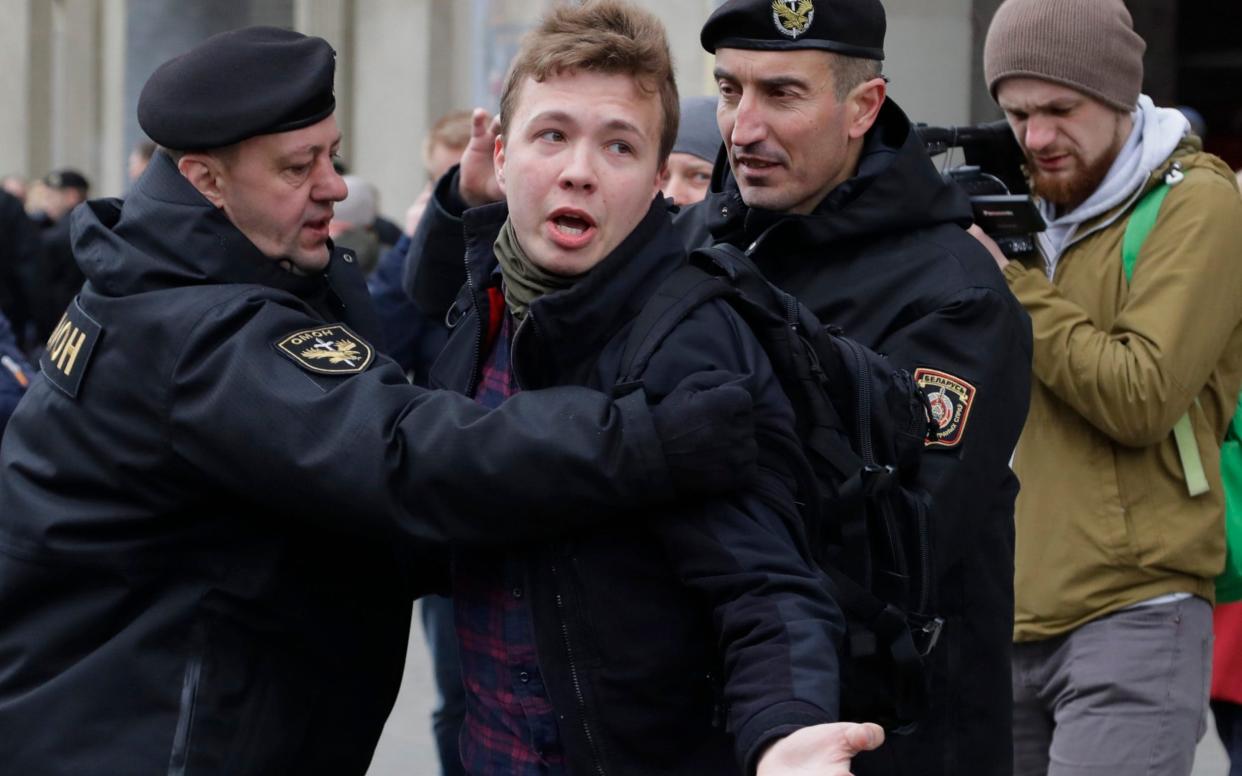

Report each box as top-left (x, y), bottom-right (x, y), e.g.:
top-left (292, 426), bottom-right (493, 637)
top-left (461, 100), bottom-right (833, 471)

top-left (968, 223), bottom-right (1010, 271)
top-left (458, 108), bottom-right (504, 208)
top-left (757, 722), bottom-right (885, 776)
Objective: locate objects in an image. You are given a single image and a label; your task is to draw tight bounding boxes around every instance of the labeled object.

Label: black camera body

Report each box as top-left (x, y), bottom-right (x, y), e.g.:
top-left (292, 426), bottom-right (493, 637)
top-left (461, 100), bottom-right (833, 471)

top-left (916, 120), bottom-right (1046, 259)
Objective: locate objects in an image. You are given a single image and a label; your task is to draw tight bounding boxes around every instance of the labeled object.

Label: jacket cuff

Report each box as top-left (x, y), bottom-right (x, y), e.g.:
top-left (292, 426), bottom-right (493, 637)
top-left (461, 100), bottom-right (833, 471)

top-left (614, 386), bottom-right (675, 503)
top-left (738, 700), bottom-right (837, 776)
top-left (435, 165), bottom-right (471, 219)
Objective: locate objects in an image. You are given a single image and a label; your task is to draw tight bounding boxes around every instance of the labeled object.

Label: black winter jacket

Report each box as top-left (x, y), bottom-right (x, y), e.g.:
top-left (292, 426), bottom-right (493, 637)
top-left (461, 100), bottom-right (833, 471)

top-left (407, 99), bottom-right (1032, 776)
top-left (0, 153), bottom-right (708, 775)
top-left (677, 100), bottom-right (1032, 776)
top-left (430, 200), bottom-right (843, 775)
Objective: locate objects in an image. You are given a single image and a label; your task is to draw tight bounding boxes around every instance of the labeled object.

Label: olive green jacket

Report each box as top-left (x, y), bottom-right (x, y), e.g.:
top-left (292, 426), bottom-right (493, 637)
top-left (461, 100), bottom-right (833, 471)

top-left (1004, 140), bottom-right (1242, 641)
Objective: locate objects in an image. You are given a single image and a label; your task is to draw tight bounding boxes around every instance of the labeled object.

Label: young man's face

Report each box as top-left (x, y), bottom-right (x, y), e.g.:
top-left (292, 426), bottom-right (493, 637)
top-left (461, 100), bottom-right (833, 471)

top-left (207, 115), bottom-right (347, 273)
top-left (495, 70), bottom-right (665, 277)
top-left (714, 48), bottom-right (855, 215)
top-left (660, 152), bottom-right (714, 206)
top-left (997, 77), bottom-right (1132, 212)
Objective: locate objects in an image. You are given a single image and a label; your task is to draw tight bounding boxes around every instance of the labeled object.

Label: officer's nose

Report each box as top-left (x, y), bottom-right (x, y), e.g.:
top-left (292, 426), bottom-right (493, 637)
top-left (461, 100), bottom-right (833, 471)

top-left (728, 93), bottom-right (767, 150)
top-left (317, 160), bottom-right (349, 203)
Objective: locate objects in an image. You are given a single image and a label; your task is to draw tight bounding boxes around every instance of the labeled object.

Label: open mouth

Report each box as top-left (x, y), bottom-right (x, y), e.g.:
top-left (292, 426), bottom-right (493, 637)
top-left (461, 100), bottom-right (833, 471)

top-left (546, 208), bottom-right (597, 248)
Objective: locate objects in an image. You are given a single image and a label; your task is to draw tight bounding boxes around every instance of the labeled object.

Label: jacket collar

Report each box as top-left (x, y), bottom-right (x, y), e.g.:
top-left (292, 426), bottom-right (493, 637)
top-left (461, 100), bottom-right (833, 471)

top-left (72, 150), bottom-right (341, 301)
top-left (461, 197), bottom-right (682, 385)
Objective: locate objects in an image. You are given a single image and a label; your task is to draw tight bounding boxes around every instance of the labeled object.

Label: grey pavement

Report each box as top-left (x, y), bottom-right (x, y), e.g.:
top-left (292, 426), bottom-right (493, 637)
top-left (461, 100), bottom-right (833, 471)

top-left (366, 604), bottom-right (1231, 775)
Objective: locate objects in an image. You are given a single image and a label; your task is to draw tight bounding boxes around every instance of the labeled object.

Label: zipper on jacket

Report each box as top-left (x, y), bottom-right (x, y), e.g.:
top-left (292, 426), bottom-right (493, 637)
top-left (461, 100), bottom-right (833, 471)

top-left (840, 338), bottom-right (876, 465)
top-left (167, 651), bottom-right (203, 776)
top-left (916, 496), bottom-right (932, 614)
top-left (549, 560), bottom-right (607, 776)
top-left (463, 252), bottom-right (485, 393)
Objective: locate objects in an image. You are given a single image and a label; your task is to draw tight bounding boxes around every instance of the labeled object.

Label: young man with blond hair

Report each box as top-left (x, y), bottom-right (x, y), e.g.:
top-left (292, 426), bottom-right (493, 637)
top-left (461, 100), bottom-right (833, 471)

top-left (426, 2), bottom-right (881, 774)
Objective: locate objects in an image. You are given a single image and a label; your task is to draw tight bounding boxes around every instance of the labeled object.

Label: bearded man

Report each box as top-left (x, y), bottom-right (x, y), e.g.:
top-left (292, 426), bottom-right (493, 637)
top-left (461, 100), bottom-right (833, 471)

top-left (978, 1), bottom-right (1242, 774)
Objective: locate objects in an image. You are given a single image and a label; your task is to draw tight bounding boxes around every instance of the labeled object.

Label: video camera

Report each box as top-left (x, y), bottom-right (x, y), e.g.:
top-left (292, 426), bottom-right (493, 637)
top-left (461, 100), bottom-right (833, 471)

top-left (915, 120), bottom-right (1046, 259)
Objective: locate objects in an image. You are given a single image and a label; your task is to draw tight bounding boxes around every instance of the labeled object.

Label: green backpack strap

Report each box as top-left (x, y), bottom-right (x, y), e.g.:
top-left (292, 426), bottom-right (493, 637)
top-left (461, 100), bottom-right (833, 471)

top-left (1121, 176), bottom-right (1210, 497)
top-left (1121, 182), bottom-right (1172, 284)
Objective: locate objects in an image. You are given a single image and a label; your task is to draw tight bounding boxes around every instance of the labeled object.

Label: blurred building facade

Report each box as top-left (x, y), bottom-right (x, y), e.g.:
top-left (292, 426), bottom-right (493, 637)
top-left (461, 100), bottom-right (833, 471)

top-left (1, 0), bottom-right (1236, 221)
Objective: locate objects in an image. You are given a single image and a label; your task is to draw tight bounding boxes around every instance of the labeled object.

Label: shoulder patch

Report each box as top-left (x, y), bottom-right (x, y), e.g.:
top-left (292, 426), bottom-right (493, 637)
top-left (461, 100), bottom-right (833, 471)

top-left (275, 324), bottom-right (374, 375)
top-left (40, 299), bottom-right (103, 399)
top-left (915, 367), bottom-right (976, 449)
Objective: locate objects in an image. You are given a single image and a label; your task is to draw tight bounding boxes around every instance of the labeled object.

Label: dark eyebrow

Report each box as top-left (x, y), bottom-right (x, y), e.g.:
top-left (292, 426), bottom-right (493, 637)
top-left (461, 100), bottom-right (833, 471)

top-left (758, 75), bottom-right (810, 92)
top-left (603, 118), bottom-right (643, 136)
top-left (283, 134), bottom-right (343, 161)
top-left (527, 109), bottom-right (577, 127)
top-left (711, 66), bottom-right (809, 92)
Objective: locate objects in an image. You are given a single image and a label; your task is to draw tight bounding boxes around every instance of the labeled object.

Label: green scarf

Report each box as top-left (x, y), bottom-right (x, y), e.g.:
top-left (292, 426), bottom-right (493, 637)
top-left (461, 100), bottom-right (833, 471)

top-left (493, 218), bottom-right (577, 321)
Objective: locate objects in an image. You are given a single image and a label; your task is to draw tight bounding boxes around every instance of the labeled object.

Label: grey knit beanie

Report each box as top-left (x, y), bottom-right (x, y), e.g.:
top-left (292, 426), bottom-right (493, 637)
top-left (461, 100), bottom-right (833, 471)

top-left (672, 96), bottom-right (722, 164)
top-left (983, 0), bottom-right (1145, 112)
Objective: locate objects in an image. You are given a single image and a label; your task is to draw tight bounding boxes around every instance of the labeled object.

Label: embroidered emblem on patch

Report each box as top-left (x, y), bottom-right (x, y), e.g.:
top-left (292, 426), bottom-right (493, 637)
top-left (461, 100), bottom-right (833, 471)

top-left (275, 324), bottom-right (374, 375)
top-left (772, 0), bottom-right (815, 39)
top-left (914, 368), bottom-right (976, 448)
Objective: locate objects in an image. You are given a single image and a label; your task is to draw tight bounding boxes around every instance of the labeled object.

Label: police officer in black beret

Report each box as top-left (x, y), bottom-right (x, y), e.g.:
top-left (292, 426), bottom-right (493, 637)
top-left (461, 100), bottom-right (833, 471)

top-left (0, 26), bottom-right (759, 774)
top-left (410, 2), bottom-right (1033, 774)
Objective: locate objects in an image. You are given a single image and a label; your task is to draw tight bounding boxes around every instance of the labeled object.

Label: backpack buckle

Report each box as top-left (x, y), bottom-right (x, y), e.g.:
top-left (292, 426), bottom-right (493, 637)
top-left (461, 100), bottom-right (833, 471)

top-left (910, 615), bottom-right (945, 657)
top-left (860, 463), bottom-right (898, 495)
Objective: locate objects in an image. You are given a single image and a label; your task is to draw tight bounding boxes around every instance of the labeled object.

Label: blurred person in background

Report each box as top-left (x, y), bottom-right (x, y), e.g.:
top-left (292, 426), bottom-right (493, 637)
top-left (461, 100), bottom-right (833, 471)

top-left (0, 189), bottom-right (40, 352)
top-left (405, 109), bottom-right (472, 236)
top-left (1, 175), bottom-right (27, 204)
top-left (661, 95), bottom-right (719, 206)
top-left (128, 140), bottom-right (158, 185)
top-left (0, 307), bottom-right (31, 437)
top-left (32, 169), bottom-right (91, 343)
top-left (330, 174), bottom-right (382, 275)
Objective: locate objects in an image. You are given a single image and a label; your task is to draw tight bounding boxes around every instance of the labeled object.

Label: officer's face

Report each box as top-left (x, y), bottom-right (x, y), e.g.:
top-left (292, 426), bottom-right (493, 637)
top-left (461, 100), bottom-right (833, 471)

top-left (495, 70), bottom-right (665, 277)
top-left (660, 152), bottom-right (714, 207)
top-left (211, 115), bottom-right (348, 273)
top-left (714, 48), bottom-right (880, 216)
top-left (997, 78), bottom-right (1132, 212)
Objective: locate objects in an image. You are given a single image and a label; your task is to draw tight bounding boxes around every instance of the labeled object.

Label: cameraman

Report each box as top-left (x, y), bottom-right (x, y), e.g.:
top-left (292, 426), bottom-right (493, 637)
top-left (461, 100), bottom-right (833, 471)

top-left (979, 1), bottom-right (1242, 774)
top-left (407, 1), bottom-right (1033, 773)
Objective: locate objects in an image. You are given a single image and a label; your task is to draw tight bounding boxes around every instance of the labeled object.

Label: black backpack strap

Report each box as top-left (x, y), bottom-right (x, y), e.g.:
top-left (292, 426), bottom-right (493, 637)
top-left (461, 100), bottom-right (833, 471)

top-left (616, 263), bottom-right (736, 387)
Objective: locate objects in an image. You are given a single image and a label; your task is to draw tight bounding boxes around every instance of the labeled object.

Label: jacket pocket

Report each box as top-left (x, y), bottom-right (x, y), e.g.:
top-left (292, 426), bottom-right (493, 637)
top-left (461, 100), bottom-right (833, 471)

top-left (168, 612), bottom-right (318, 776)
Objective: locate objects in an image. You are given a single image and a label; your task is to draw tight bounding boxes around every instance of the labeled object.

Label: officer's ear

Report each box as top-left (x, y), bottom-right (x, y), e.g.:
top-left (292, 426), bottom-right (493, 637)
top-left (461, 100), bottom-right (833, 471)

top-left (845, 76), bottom-right (887, 141)
top-left (177, 152), bottom-right (228, 208)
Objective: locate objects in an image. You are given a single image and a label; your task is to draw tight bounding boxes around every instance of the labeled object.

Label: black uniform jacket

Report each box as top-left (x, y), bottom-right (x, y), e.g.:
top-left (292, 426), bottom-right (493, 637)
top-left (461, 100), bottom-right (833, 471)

top-left (407, 99), bottom-right (1033, 776)
top-left (0, 153), bottom-right (685, 775)
top-left (678, 100), bottom-right (1032, 776)
top-left (430, 199), bottom-right (843, 775)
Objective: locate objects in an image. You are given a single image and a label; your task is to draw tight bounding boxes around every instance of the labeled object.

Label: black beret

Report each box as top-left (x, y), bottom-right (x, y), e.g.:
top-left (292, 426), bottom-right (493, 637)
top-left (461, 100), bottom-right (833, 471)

top-left (702, 0), bottom-right (885, 60)
top-left (138, 26), bottom-right (336, 151)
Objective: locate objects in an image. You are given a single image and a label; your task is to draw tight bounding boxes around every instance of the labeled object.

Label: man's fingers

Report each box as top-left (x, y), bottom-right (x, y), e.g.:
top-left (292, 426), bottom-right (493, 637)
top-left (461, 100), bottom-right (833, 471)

top-left (470, 108), bottom-right (492, 141)
top-left (846, 722), bottom-right (885, 754)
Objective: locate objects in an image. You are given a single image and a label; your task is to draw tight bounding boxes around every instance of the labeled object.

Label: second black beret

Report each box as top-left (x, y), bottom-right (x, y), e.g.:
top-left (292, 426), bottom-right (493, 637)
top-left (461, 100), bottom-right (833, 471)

top-left (138, 26), bottom-right (336, 151)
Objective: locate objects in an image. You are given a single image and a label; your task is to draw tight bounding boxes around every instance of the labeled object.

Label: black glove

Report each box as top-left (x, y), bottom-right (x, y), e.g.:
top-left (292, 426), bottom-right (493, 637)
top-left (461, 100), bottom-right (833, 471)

top-left (651, 371), bottom-right (758, 497)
